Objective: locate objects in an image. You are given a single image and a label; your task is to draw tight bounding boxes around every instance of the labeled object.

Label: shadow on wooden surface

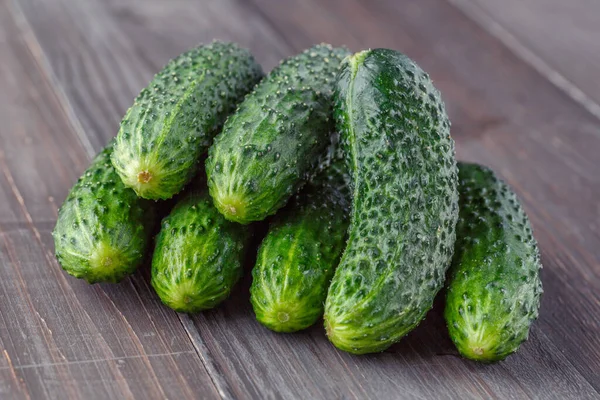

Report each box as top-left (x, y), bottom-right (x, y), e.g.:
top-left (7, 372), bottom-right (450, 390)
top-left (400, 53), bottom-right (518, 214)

top-left (0, 0), bottom-right (599, 398)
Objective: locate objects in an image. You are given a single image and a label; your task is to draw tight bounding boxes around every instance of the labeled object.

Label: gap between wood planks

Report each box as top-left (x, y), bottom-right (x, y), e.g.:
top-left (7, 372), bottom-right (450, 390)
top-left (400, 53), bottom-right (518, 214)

top-left (4, 2), bottom-right (231, 399)
top-left (7, 0), bottom-right (600, 398)
top-left (4, 0), bottom-right (295, 398)
top-left (446, 0), bottom-right (600, 126)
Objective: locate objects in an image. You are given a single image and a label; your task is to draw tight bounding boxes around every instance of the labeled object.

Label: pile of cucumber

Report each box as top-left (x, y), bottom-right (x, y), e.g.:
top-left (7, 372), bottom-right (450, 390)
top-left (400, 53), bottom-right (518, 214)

top-left (53, 41), bottom-right (542, 363)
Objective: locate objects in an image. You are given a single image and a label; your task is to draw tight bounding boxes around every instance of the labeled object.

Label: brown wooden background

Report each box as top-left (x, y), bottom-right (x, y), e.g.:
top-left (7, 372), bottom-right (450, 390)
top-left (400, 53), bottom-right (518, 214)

top-left (1, 0), bottom-right (599, 398)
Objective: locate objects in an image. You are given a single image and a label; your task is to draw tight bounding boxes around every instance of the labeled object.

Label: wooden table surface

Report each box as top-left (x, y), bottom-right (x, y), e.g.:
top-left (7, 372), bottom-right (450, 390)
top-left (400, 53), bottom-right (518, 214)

top-left (1, 0), bottom-right (599, 398)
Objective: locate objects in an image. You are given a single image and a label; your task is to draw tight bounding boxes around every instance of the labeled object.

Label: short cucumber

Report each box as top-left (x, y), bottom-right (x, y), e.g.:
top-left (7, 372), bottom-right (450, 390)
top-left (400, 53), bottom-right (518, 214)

top-left (250, 152), bottom-right (350, 332)
top-left (206, 44), bottom-right (350, 224)
top-left (112, 41), bottom-right (263, 200)
top-left (445, 162), bottom-right (543, 362)
top-left (151, 188), bottom-right (250, 312)
top-left (324, 49), bottom-right (458, 354)
top-left (53, 144), bottom-right (155, 283)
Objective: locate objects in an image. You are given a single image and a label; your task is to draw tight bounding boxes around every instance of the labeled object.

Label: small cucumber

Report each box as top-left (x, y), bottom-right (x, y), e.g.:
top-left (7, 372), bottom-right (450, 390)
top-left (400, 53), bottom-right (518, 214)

top-left (206, 44), bottom-right (350, 224)
top-left (151, 188), bottom-right (250, 312)
top-left (112, 41), bottom-right (263, 200)
top-left (324, 49), bottom-right (458, 354)
top-left (250, 152), bottom-right (350, 332)
top-left (445, 162), bottom-right (543, 362)
top-left (53, 144), bottom-right (155, 283)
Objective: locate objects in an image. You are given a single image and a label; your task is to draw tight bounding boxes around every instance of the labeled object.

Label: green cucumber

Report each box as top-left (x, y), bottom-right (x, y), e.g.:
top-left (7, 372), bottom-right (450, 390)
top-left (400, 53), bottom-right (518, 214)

top-left (112, 41), bottom-right (263, 200)
top-left (250, 151), bottom-right (350, 332)
top-left (53, 144), bottom-right (155, 283)
top-left (445, 162), bottom-right (543, 362)
top-left (151, 188), bottom-right (250, 312)
top-left (206, 44), bottom-right (350, 224)
top-left (324, 49), bottom-right (458, 354)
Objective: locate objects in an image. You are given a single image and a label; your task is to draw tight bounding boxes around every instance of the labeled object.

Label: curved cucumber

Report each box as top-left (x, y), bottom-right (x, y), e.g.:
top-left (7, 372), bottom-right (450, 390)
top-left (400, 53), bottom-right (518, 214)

top-left (151, 188), bottom-right (250, 312)
top-left (445, 162), bottom-right (543, 362)
top-left (206, 44), bottom-right (350, 224)
top-left (53, 144), bottom-right (155, 283)
top-left (324, 49), bottom-right (458, 354)
top-left (112, 41), bottom-right (263, 200)
top-left (250, 154), bottom-right (350, 332)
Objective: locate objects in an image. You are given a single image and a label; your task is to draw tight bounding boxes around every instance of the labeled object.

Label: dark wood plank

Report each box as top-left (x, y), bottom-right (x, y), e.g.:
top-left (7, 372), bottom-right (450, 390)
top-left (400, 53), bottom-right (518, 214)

top-left (8, 0), bottom-right (294, 397)
top-left (190, 0), bottom-right (600, 395)
top-left (11, 0), bottom-right (288, 150)
top-left (9, 0), bottom-right (600, 398)
top-left (243, 0), bottom-right (600, 391)
top-left (449, 0), bottom-right (600, 119)
top-left (189, 277), bottom-right (506, 399)
top-left (0, 2), bottom-right (221, 398)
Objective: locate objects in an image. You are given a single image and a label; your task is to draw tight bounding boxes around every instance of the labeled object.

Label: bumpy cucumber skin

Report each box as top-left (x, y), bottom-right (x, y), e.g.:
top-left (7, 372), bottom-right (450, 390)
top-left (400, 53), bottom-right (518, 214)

top-left (112, 41), bottom-right (263, 200)
top-left (53, 144), bottom-right (155, 284)
top-left (445, 163), bottom-right (542, 362)
top-left (206, 44), bottom-right (350, 224)
top-left (151, 189), bottom-right (250, 313)
top-left (324, 49), bottom-right (458, 354)
top-left (250, 153), bottom-right (350, 332)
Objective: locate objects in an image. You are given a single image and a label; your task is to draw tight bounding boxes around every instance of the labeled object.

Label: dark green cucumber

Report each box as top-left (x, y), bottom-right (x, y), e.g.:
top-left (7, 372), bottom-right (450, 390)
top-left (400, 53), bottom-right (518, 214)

top-left (324, 49), bottom-right (458, 354)
top-left (250, 151), bottom-right (351, 332)
top-left (445, 162), bottom-right (542, 362)
top-left (112, 41), bottom-right (263, 200)
top-left (206, 44), bottom-right (350, 224)
top-left (151, 188), bottom-right (250, 312)
top-left (53, 144), bottom-right (155, 283)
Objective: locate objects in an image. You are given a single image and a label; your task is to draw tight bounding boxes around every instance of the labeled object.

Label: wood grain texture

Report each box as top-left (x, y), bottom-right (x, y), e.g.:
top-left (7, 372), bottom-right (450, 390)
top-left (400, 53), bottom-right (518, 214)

top-left (449, 0), bottom-right (600, 119)
top-left (0, 1), bottom-right (220, 398)
top-left (221, 0), bottom-right (600, 396)
top-left (3, 0), bottom-right (600, 398)
top-left (11, 0), bottom-right (288, 150)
